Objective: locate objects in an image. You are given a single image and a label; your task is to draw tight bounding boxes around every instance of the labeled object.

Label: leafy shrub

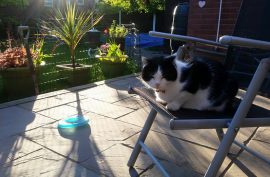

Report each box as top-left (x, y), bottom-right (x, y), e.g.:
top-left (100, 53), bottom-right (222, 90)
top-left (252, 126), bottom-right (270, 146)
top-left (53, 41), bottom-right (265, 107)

top-left (31, 38), bottom-right (48, 66)
top-left (97, 41), bottom-right (127, 63)
top-left (0, 47), bottom-right (28, 69)
top-left (109, 20), bottom-right (128, 38)
top-left (0, 38), bottom-right (47, 69)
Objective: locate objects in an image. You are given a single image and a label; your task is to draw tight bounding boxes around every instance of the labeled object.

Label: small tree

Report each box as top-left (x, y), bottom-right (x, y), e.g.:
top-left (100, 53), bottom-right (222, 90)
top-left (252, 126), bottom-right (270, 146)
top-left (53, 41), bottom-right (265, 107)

top-left (42, 3), bottom-right (103, 69)
top-left (97, 0), bottom-right (164, 30)
top-left (97, 0), bottom-right (165, 13)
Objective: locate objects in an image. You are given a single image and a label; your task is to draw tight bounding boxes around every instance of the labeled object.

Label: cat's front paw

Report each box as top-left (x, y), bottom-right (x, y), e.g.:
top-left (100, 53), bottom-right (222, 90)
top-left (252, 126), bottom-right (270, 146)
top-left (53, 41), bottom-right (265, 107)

top-left (166, 102), bottom-right (180, 111)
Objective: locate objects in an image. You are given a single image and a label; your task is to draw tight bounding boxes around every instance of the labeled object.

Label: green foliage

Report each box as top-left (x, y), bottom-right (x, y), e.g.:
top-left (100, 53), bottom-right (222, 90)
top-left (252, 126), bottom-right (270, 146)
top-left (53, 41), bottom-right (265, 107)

top-left (97, 41), bottom-right (127, 63)
top-left (0, 40), bottom-right (139, 103)
top-left (97, 0), bottom-right (165, 13)
top-left (109, 20), bottom-right (128, 38)
top-left (97, 0), bottom-right (130, 14)
top-left (0, 37), bottom-right (49, 69)
top-left (32, 37), bottom-right (51, 66)
top-left (125, 58), bottom-right (139, 73)
top-left (41, 3), bottom-right (103, 68)
top-left (0, 0), bottom-right (29, 7)
top-left (137, 0), bottom-right (165, 13)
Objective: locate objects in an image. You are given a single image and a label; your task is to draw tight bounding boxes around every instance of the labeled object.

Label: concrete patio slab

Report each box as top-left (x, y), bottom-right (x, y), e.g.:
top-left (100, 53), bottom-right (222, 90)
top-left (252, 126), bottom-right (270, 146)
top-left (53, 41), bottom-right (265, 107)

top-left (81, 144), bottom-right (151, 177)
top-left (77, 76), bottom-right (144, 104)
top-left (140, 160), bottom-right (200, 177)
top-left (0, 148), bottom-right (100, 177)
top-left (81, 142), bottom-right (200, 177)
top-left (0, 135), bottom-right (42, 165)
top-left (19, 92), bottom-right (87, 112)
top-left (113, 95), bottom-right (149, 110)
top-left (237, 89), bottom-right (270, 110)
top-left (125, 130), bottom-right (246, 177)
top-left (0, 75), bottom-right (269, 177)
top-left (252, 126), bottom-right (270, 143)
top-left (0, 90), bottom-right (72, 109)
top-left (78, 85), bottom-right (132, 103)
top-left (23, 112), bottom-right (141, 163)
top-left (226, 130), bottom-right (270, 177)
top-left (0, 106), bottom-right (55, 140)
top-left (37, 105), bottom-right (88, 121)
top-left (105, 76), bottom-right (144, 90)
top-left (68, 97), bottom-right (134, 119)
top-left (118, 106), bottom-right (254, 154)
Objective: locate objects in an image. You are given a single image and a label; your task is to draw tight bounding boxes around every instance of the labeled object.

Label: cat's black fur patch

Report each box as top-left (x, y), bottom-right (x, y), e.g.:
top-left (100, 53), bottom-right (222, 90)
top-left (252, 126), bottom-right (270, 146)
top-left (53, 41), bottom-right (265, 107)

top-left (142, 55), bottom-right (238, 110)
top-left (180, 57), bottom-right (238, 107)
top-left (180, 58), bottom-right (212, 93)
top-left (142, 56), bottom-right (177, 82)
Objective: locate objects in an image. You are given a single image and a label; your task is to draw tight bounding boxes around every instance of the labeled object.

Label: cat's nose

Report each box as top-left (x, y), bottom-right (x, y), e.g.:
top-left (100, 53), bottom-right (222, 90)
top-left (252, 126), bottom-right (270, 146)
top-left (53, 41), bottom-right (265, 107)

top-left (155, 83), bottom-right (160, 89)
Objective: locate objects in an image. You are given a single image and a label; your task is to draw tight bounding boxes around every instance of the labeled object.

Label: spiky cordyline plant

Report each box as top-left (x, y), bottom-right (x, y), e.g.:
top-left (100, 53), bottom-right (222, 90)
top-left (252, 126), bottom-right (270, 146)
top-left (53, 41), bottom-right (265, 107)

top-left (42, 3), bottom-right (103, 68)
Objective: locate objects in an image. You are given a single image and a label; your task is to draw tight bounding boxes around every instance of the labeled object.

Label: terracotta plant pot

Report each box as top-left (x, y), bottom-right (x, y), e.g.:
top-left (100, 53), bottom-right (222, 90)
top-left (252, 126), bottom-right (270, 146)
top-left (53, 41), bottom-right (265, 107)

top-left (56, 64), bottom-right (92, 86)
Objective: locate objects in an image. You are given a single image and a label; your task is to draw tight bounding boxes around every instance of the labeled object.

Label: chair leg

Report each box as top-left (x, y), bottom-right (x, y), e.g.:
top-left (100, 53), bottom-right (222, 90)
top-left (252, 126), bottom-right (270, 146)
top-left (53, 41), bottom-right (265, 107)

top-left (215, 128), bottom-right (224, 142)
top-left (205, 58), bottom-right (270, 177)
top-left (127, 108), bottom-right (158, 167)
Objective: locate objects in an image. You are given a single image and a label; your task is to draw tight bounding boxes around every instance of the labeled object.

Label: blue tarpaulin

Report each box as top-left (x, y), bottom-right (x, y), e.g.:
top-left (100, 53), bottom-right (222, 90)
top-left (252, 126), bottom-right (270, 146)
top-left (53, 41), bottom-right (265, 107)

top-left (125, 33), bottom-right (164, 48)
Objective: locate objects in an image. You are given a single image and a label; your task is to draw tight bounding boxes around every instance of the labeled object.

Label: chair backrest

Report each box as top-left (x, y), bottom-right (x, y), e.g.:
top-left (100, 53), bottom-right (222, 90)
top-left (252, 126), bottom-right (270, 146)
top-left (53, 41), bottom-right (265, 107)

top-left (225, 0), bottom-right (270, 97)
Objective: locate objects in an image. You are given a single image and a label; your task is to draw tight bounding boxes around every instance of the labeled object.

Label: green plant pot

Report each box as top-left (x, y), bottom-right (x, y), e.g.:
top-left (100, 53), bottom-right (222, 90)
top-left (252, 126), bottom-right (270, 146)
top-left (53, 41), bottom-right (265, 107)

top-left (0, 67), bottom-right (37, 99)
top-left (56, 64), bottom-right (92, 86)
top-left (100, 61), bottom-right (126, 78)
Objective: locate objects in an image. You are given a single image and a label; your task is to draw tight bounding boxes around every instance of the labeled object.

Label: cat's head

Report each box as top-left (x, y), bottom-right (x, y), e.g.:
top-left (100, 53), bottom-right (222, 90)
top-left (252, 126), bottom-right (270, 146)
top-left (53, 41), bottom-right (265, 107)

top-left (141, 55), bottom-right (177, 91)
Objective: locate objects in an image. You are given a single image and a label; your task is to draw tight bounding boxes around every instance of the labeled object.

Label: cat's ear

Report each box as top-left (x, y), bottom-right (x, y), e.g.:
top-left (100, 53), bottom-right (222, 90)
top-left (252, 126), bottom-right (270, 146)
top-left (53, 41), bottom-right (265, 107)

top-left (175, 46), bottom-right (185, 60)
top-left (175, 44), bottom-right (194, 62)
top-left (141, 57), bottom-right (149, 67)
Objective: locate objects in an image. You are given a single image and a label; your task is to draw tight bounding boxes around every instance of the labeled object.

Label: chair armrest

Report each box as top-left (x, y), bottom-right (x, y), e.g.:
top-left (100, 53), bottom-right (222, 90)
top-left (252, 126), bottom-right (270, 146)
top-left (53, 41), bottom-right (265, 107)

top-left (219, 35), bottom-right (270, 50)
top-left (149, 31), bottom-right (227, 48)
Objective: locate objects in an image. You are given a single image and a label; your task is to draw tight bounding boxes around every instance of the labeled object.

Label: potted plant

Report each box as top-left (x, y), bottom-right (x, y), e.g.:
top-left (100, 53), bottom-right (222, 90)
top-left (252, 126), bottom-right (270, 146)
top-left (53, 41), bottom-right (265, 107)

top-left (108, 20), bottom-right (128, 51)
top-left (41, 3), bottom-right (103, 86)
top-left (0, 38), bottom-right (46, 99)
top-left (96, 41), bottom-right (128, 78)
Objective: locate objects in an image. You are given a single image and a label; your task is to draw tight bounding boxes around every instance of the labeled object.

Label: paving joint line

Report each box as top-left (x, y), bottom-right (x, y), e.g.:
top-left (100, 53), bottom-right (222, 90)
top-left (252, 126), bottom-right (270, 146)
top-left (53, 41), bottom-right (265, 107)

top-left (116, 118), bottom-right (218, 151)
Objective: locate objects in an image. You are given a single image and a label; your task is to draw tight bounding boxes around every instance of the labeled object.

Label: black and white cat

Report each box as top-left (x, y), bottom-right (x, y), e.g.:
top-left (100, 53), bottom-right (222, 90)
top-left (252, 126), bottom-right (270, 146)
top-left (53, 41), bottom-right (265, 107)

top-left (141, 50), bottom-right (238, 112)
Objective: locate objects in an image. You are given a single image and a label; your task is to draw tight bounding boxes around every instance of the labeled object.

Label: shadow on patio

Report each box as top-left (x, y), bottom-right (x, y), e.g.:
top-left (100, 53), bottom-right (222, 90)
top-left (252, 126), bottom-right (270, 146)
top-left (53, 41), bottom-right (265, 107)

top-left (0, 75), bottom-right (270, 176)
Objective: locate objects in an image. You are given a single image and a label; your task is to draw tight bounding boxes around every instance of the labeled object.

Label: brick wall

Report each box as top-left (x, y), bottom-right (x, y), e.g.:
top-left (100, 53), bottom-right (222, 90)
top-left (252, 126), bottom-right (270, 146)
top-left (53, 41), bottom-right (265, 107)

top-left (187, 0), bottom-right (242, 41)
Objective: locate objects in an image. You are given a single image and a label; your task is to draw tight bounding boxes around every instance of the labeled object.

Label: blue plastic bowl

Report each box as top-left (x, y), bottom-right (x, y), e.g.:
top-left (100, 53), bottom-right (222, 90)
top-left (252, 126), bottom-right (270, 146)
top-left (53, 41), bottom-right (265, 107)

top-left (58, 116), bottom-right (89, 129)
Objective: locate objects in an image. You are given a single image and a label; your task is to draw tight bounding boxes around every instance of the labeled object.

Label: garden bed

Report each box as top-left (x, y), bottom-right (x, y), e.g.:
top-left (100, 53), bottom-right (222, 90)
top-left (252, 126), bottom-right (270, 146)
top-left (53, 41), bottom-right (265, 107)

top-left (0, 41), bottom-right (139, 103)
